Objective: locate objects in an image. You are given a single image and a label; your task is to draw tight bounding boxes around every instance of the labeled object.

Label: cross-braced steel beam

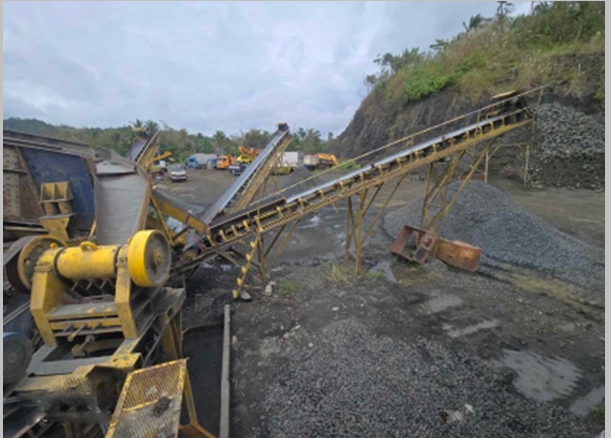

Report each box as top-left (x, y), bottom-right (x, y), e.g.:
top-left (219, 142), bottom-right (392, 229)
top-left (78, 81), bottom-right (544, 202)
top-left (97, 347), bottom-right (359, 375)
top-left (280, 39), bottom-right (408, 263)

top-left (229, 218), bottom-right (302, 300)
top-left (420, 137), bottom-right (497, 242)
top-left (345, 172), bottom-right (409, 274)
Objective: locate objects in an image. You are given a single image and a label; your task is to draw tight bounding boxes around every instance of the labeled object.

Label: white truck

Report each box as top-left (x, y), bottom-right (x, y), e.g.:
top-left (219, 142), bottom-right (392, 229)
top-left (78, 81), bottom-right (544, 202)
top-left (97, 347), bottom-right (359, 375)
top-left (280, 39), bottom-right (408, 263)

top-left (276, 151), bottom-right (303, 171)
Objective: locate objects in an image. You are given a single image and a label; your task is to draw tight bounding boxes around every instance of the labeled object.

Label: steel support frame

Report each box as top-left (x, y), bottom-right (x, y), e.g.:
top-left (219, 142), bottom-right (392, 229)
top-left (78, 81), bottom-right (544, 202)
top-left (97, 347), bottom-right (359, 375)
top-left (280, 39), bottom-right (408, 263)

top-left (158, 313), bottom-right (216, 438)
top-left (345, 172), bottom-right (409, 274)
top-left (419, 137), bottom-right (498, 250)
top-left (483, 142), bottom-right (530, 184)
top-left (228, 218), bottom-right (302, 299)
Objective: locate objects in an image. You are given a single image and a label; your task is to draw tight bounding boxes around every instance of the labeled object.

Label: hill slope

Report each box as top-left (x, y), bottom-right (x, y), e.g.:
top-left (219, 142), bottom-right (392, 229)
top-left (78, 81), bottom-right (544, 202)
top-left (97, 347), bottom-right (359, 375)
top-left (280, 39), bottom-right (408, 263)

top-left (331, 2), bottom-right (604, 189)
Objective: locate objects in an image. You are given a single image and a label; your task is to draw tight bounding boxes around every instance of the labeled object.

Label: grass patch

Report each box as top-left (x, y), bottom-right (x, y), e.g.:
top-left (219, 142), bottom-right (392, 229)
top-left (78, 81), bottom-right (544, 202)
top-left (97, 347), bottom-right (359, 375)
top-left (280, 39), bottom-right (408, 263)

top-left (363, 270), bottom-right (385, 281)
top-left (324, 261), bottom-right (354, 286)
top-left (395, 263), bottom-right (439, 288)
top-left (323, 260), bottom-right (388, 285)
top-left (333, 159), bottom-right (360, 171)
top-left (277, 281), bottom-right (302, 296)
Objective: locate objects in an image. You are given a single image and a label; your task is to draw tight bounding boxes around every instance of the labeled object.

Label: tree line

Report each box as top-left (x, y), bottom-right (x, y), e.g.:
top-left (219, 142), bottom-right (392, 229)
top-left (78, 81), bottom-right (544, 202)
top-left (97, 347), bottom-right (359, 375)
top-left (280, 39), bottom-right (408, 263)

top-left (3, 117), bottom-right (333, 161)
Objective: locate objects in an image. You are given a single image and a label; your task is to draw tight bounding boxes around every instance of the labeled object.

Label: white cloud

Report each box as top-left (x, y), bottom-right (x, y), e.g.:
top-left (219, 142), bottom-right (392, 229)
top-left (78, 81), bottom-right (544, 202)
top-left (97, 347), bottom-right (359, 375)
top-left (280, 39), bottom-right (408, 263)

top-left (4, 1), bottom-right (504, 135)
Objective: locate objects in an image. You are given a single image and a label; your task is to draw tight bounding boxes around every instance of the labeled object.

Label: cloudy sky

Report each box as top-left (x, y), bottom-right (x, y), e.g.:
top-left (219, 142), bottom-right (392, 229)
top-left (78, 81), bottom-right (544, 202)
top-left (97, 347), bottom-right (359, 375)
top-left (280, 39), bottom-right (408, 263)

top-left (3, 2), bottom-right (530, 136)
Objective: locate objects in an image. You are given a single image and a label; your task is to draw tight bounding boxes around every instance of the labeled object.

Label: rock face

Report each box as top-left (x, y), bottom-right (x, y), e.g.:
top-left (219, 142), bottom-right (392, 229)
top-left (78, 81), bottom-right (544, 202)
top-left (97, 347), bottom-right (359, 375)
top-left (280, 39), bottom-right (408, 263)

top-left (331, 54), bottom-right (604, 189)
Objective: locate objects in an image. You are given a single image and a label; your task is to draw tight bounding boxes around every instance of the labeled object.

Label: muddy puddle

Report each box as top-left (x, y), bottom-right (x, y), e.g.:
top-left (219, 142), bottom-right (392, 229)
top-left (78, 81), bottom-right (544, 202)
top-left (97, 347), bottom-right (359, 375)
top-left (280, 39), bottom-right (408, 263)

top-left (569, 385), bottom-right (605, 417)
top-left (493, 349), bottom-right (582, 403)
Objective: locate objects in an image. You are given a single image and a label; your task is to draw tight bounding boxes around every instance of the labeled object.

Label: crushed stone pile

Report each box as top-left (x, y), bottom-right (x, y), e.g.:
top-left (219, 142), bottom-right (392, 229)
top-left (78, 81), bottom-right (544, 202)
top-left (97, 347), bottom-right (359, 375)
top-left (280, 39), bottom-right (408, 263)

top-left (529, 102), bottom-right (605, 189)
top-left (535, 102), bottom-right (604, 160)
top-left (262, 318), bottom-right (595, 438)
top-left (383, 181), bottom-right (604, 304)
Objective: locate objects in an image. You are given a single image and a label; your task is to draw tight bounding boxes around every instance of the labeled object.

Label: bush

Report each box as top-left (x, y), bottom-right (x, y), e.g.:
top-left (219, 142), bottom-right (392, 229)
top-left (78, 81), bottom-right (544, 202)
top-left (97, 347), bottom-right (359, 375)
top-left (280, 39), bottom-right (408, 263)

top-left (403, 65), bottom-right (450, 102)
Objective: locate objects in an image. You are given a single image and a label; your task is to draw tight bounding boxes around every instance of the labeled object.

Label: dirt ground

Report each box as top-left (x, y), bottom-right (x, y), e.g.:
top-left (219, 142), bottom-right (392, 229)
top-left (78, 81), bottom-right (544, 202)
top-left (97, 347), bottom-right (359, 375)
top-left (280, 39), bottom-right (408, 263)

top-left (161, 168), bottom-right (605, 436)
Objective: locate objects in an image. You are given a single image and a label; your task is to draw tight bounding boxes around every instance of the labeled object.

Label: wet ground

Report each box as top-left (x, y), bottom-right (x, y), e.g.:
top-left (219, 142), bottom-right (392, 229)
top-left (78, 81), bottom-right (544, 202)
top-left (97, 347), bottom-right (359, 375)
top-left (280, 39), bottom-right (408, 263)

top-left (162, 168), bottom-right (605, 436)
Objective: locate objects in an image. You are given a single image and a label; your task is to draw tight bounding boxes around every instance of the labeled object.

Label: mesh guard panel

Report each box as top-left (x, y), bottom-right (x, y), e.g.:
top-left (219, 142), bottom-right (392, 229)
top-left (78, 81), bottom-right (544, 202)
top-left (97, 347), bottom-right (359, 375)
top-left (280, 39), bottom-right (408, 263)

top-left (106, 360), bottom-right (186, 438)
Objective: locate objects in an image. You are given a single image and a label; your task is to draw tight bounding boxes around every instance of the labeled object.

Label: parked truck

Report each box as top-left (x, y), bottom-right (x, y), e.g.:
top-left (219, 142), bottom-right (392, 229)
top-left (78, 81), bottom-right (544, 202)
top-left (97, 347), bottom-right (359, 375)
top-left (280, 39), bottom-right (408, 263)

top-left (186, 153), bottom-right (216, 169)
top-left (273, 151), bottom-right (303, 175)
top-left (215, 155), bottom-right (236, 170)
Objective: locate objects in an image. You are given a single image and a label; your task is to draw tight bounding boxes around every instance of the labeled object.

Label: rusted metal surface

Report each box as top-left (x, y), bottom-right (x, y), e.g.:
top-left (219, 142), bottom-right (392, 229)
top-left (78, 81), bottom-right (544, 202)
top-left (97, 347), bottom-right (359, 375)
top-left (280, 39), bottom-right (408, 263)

top-left (391, 224), bottom-right (481, 272)
top-left (435, 238), bottom-right (481, 272)
top-left (3, 144), bottom-right (42, 223)
top-left (391, 225), bottom-right (437, 264)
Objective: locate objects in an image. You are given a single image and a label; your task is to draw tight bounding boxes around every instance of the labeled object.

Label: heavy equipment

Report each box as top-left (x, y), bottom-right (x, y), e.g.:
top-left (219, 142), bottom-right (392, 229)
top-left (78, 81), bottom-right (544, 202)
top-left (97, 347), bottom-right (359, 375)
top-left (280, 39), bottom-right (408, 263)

top-left (2, 121), bottom-right (295, 438)
top-left (236, 145), bottom-right (261, 164)
top-left (304, 152), bottom-right (339, 170)
top-left (2, 88), bottom-right (544, 437)
top-left (214, 155), bottom-right (235, 170)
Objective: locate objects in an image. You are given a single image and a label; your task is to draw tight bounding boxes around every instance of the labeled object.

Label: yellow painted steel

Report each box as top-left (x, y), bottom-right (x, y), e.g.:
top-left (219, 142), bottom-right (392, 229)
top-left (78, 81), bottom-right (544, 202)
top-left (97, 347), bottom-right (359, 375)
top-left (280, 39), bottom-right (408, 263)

top-left (55, 241), bottom-right (118, 280)
top-left (115, 244), bottom-right (138, 338)
top-left (38, 216), bottom-right (72, 242)
top-left (127, 229), bottom-right (171, 287)
top-left (30, 248), bottom-right (65, 346)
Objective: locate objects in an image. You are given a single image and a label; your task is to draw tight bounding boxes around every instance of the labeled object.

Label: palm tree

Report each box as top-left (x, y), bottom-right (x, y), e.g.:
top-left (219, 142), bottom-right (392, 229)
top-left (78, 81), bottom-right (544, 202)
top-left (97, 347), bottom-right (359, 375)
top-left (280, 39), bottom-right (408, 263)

top-left (463, 13), bottom-right (484, 32)
top-left (145, 120), bottom-right (159, 137)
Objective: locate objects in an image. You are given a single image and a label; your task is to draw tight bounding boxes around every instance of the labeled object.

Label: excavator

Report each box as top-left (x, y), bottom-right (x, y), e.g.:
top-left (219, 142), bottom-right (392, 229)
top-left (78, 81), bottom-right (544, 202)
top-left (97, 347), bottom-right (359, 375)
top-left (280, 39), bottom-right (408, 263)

top-left (237, 145), bottom-right (261, 164)
top-left (304, 152), bottom-right (339, 170)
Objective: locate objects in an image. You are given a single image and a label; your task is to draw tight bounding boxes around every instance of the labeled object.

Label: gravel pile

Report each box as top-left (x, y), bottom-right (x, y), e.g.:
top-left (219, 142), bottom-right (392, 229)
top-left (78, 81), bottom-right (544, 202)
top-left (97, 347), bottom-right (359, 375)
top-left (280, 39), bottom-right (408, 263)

top-left (262, 318), bottom-right (594, 437)
top-left (383, 181), bottom-right (604, 304)
top-left (529, 102), bottom-right (605, 189)
top-left (535, 102), bottom-right (604, 159)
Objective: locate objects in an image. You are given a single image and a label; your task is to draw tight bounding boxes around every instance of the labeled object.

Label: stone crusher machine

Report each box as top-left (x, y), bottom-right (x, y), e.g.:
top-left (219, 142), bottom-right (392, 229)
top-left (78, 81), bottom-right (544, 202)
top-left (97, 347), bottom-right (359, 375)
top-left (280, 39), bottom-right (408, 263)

top-left (3, 123), bottom-right (294, 438)
top-left (3, 89), bottom-right (544, 437)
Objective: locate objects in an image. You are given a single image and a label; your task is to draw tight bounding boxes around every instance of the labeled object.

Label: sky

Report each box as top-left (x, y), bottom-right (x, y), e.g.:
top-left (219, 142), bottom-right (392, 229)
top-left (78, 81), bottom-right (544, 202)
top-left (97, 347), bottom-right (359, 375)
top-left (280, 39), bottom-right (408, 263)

top-left (3, 1), bottom-right (531, 136)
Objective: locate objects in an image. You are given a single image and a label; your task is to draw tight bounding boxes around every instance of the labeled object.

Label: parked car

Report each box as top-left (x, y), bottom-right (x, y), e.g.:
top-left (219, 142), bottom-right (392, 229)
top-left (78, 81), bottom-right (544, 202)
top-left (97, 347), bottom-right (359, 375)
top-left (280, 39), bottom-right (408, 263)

top-left (228, 162), bottom-right (248, 176)
top-left (168, 164), bottom-right (187, 182)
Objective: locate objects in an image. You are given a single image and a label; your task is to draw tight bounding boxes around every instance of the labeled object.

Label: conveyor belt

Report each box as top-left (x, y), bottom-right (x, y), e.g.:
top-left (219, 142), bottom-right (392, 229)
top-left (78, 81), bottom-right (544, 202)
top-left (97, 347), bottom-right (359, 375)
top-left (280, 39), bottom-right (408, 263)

top-left (199, 126), bottom-right (292, 224)
top-left (173, 98), bottom-right (536, 273)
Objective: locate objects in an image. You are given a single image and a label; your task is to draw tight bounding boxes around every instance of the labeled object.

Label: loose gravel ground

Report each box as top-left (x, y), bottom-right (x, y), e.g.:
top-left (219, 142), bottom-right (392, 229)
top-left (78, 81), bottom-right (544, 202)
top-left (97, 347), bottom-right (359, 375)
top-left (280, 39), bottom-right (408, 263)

top-left (262, 318), bottom-right (594, 438)
top-left (383, 181), bottom-right (604, 306)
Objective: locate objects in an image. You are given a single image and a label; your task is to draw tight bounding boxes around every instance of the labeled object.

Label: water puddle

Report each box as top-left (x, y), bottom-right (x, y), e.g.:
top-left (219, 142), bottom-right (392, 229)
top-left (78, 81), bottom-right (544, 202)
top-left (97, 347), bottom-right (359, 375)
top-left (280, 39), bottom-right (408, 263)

top-left (300, 215), bottom-right (322, 229)
top-left (569, 385), bottom-right (605, 417)
top-left (493, 349), bottom-right (581, 403)
top-left (420, 290), bottom-right (463, 315)
top-left (369, 260), bottom-right (397, 283)
top-left (445, 319), bottom-right (499, 338)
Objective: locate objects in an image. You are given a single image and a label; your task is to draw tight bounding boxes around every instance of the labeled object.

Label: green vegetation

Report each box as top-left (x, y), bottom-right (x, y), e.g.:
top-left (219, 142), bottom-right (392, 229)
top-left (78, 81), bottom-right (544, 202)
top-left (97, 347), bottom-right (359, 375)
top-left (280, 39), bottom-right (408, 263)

top-left (323, 260), bottom-right (387, 285)
top-left (277, 281), bottom-right (302, 296)
top-left (324, 261), bottom-right (354, 286)
top-left (3, 117), bottom-right (334, 161)
top-left (333, 159), bottom-right (361, 171)
top-left (365, 2), bottom-right (605, 104)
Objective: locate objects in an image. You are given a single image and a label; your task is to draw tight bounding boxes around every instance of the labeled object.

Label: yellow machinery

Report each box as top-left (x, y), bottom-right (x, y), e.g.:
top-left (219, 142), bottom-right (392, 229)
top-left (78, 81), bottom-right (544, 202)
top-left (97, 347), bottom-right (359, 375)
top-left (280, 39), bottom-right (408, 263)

top-left (4, 229), bottom-right (212, 437)
top-left (151, 150), bottom-right (172, 164)
top-left (316, 153), bottom-right (339, 168)
top-left (237, 146), bottom-right (261, 164)
top-left (304, 153), bottom-right (339, 170)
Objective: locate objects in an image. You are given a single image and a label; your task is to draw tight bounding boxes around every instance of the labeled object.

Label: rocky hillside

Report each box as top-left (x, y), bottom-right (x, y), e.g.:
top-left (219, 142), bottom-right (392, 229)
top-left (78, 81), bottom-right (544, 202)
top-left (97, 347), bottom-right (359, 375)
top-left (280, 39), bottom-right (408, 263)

top-left (331, 3), bottom-right (604, 189)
